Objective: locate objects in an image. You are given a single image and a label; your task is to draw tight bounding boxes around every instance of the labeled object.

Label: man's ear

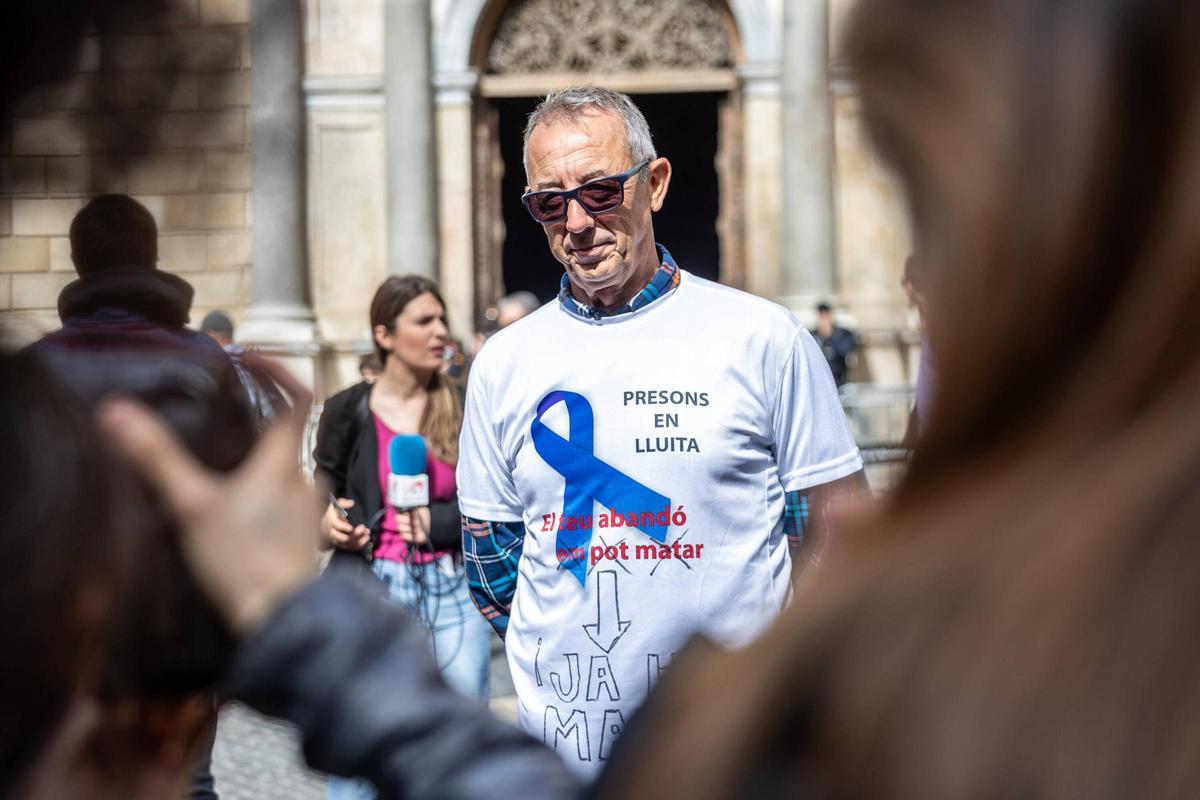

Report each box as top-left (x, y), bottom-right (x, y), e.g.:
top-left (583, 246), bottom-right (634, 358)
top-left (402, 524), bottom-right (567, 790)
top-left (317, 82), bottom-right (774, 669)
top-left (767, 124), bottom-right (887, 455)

top-left (648, 157), bottom-right (672, 213)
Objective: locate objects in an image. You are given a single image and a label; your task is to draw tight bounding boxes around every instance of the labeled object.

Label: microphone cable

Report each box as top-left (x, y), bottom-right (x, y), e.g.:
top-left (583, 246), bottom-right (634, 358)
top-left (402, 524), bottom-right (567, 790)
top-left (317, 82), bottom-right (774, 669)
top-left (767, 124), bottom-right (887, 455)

top-left (403, 508), bottom-right (468, 671)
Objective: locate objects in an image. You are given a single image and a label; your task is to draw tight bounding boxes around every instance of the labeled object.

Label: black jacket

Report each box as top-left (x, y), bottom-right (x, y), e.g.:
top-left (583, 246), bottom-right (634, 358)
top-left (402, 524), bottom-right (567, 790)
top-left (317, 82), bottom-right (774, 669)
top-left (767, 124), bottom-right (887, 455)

top-left (313, 380), bottom-right (464, 572)
top-left (230, 573), bottom-right (579, 798)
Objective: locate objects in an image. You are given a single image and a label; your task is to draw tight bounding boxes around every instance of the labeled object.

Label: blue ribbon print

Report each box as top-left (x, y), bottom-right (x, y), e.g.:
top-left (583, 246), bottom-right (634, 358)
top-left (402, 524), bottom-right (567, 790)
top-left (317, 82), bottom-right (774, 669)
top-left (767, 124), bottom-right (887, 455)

top-left (531, 390), bottom-right (671, 585)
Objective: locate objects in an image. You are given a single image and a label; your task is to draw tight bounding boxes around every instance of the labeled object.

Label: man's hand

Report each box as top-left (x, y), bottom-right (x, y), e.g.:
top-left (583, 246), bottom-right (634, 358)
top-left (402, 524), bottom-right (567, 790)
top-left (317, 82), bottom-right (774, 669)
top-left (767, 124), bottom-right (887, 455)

top-left (98, 357), bottom-right (324, 635)
top-left (395, 507), bottom-right (431, 546)
top-left (321, 497), bottom-right (371, 551)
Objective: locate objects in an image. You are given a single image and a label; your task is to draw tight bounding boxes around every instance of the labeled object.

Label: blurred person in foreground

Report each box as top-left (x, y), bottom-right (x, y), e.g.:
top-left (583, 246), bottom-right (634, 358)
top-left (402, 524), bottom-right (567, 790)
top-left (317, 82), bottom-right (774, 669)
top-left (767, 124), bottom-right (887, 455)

top-left (0, 342), bottom-right (257, 799)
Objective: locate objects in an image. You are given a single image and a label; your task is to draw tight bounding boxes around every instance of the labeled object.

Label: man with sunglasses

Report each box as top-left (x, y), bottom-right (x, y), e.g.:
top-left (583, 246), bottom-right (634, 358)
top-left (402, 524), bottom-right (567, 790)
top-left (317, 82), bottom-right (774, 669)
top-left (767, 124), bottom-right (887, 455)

top-left (458, 87), bottom-right (865, 778)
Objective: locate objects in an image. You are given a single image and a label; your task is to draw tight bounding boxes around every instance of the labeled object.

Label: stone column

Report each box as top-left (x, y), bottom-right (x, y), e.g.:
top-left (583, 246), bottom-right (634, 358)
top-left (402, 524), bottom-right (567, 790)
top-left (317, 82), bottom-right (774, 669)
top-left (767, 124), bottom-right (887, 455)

top-left (740, 63), bottom-right (783, 302)
top-left (385, 0), bottom-right (438, 278)
top-left (240, 0), bottom-right (318, 378)
top-left (780, 0), bottom-right (837, 310)
top-left (433, 70), bottom-right (478, 342)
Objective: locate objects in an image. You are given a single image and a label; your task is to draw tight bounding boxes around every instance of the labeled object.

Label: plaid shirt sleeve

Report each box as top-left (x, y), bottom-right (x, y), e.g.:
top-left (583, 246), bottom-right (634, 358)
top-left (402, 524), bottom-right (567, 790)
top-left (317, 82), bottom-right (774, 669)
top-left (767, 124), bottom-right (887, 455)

top-left (462, 516), bottom-right (525, 638)
top-left (782, 489), bottom-right (810, 564)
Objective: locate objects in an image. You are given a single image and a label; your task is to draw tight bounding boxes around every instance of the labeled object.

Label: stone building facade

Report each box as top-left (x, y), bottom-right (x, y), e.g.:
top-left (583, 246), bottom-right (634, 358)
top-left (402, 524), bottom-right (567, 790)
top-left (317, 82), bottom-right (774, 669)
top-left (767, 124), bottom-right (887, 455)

top-left (0, 0), bottom-right (916, 399)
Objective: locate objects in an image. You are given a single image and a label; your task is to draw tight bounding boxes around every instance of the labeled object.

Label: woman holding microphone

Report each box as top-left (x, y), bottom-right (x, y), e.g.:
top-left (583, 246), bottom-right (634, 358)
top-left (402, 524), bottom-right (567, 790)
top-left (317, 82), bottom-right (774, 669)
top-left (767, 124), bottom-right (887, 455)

top-left (314, 276), bottom-right (491, 799)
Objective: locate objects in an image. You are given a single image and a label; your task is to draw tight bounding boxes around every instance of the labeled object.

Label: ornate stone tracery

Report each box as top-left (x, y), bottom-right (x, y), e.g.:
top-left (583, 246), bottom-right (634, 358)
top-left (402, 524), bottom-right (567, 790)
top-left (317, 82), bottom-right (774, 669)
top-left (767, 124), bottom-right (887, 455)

top-left (485, 0), bottom-right (734, 74)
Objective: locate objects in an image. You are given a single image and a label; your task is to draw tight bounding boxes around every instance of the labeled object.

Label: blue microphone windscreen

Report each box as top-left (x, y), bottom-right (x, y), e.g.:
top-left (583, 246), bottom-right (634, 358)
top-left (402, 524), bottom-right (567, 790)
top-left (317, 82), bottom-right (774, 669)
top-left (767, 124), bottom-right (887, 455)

top-left (388, 434), bottom-right (427, 476)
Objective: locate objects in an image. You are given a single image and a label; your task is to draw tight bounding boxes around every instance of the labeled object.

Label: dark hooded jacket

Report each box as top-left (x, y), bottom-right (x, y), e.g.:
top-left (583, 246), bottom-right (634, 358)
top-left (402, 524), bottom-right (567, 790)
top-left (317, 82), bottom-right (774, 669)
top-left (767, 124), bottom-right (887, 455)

top-left (28, 266), bottom-right (227, 363)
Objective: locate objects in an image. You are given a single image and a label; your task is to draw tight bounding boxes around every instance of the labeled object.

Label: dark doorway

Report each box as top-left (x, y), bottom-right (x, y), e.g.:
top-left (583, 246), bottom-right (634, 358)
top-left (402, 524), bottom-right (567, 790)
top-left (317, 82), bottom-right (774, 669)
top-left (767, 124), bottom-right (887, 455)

top-left (494, 92), bottom-right (723, 302)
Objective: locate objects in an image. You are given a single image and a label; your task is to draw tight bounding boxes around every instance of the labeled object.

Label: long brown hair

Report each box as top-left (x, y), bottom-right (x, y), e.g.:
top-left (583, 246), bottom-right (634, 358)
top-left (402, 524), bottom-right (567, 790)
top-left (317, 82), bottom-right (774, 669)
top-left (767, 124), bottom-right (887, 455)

top-left (369, 275), bottom-right (462, 464)
top-left (596, 1), bottom-right (1200, 797)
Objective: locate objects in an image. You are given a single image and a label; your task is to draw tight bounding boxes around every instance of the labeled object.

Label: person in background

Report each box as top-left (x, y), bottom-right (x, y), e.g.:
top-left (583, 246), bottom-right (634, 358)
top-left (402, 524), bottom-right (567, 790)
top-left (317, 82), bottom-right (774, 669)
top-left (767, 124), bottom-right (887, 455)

top-left (29, 195), bottom-right (227, 367)
top-left (358, 352), bottom-right (383, 385)
top-left (313, 275), bottom-right (492, 800)
top-left (495, 291), bottom-right (541, 329)
top-left (199, 310), bottom-right (288, 431)
top-left (442, 338), bottom-right (468, 380)
top-left (810, 302), bottom-right (859, 387)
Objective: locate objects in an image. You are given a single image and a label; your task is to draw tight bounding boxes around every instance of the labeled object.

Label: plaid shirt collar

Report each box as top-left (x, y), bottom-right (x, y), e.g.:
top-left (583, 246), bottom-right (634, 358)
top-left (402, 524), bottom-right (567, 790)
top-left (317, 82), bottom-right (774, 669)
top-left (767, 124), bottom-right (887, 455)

top-left (558, 243), bottom-right (681, 321)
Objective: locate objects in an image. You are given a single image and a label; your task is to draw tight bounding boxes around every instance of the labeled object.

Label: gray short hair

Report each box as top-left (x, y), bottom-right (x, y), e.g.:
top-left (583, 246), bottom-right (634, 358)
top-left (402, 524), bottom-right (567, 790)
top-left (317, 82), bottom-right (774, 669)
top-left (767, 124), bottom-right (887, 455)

top-left (523, 86), bottom-right (657, 177)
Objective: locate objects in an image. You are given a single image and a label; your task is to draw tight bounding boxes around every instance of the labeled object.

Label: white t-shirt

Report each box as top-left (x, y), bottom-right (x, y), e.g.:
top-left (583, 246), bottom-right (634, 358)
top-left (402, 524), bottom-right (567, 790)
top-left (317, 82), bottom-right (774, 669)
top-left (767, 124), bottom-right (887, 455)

top-left (458, 271), bottom-right (861, 777)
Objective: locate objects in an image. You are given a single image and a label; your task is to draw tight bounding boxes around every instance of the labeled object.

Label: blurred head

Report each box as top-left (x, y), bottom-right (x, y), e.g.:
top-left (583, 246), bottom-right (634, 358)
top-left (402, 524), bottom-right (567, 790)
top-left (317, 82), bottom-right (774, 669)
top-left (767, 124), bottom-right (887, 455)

top-left (198, 311), bottom-right (234, 347)
top-left (69, 195), bottom-right (158, 277)
top-left (1, 342), bottom-right (255, 798)
top-left (815, 303), bottom-right (834, 335)
top-left (846, 0), bottom-right (1200, 475)
top-left (523, 87), bottom-right (672, 309)
top-left (358, 352), bottom-right (383, 384)
top-left (0, 350), bottom-right (134, 793)
top-left (598, 1), bottom-right (1200, 797)
top-left (496, 291), bottom-right (540, 328)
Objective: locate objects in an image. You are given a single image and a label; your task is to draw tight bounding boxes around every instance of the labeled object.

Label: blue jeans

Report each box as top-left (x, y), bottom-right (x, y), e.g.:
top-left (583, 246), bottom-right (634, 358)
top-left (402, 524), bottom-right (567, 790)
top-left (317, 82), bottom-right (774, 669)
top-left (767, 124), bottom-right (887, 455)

top-left (327, 557), bottom-right (492, 800)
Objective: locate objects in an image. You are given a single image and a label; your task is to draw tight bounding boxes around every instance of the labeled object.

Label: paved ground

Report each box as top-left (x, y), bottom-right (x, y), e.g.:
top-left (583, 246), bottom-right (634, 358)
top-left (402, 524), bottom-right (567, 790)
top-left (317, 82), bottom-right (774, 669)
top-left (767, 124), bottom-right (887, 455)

top-left (212, 633), bottom-right (515, 799)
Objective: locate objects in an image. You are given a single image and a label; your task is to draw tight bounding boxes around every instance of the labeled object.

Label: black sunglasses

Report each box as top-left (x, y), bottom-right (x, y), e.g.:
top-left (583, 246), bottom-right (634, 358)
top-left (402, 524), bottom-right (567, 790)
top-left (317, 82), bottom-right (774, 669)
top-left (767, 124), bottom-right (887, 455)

top-left (521, 160), bottom-right (651, 224)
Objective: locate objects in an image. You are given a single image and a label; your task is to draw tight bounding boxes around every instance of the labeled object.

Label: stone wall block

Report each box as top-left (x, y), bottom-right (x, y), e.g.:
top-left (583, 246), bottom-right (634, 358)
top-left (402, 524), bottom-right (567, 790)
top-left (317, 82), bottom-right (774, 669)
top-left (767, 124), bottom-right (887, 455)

top-left (127, 152), bottom-right (206, 193)
top-left (240, 28), bottom-right (251, 69)
top-left (82, 115), bottom-right (167, 153)
top-left (47, 157), bottom-right (127, 194)
top-left (111, 36), bottom-right (162, 70)
top-left (189, 269), bottom-right (243, 306)
top-left (200, 0), bottom-right (250, 25)
top-left (118, 72), bottom-right (200, 111)
top-left (0, 237), bottom-right (52, 273)
top-left (12, 199), bottom-right (84, 237)
top-left (0, 157), bottom-right (47, 194)
top-left (0, 200), bottom-right (10, 235)
top-left (199, 72), bottom-right (251, 109)
top-left (206, 152), bottom-right (251, 189)
top-left (168, 75), bottom-right (202, 110)
top-left (44, 77), bottom-right (99, 111)
top-left (158, 234), bottom-right (210, 271)
top-left (78, 37), bottom-right (103, 72)
top-left (131, 195), bottom-right (166, 228)
top-left (161, 193), bottom-right (245, 230)
top-left (13, 118), bottom-right (84, 156)
top-left (12, 90), bottom-right (44, 116)
top-left (177, 30), bottom-right (243, 71)
top-left (166, 111), bottom-right (245, 149)
top-left (0, 276), bottom-right (11, 310)
top-left (207, 230), bottom-right (251, 266)
top-left (167, 0), bottom-right (201, 27)
top-left (11, 272), bottom-right (75, 309)
top-left (50, 238), bottom-right (73, 272)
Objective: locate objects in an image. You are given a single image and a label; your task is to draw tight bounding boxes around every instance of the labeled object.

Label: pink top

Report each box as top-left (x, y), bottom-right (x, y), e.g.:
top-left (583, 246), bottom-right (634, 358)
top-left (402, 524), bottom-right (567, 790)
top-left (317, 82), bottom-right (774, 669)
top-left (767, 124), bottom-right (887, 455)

top-left (372, 414), bottom-right (458, 564)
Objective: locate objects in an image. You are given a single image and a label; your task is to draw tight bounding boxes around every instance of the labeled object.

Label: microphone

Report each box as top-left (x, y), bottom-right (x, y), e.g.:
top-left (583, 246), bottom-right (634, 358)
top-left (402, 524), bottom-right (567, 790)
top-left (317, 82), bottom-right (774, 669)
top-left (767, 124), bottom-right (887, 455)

top-left (387, 434), bottom-right (429, 509)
